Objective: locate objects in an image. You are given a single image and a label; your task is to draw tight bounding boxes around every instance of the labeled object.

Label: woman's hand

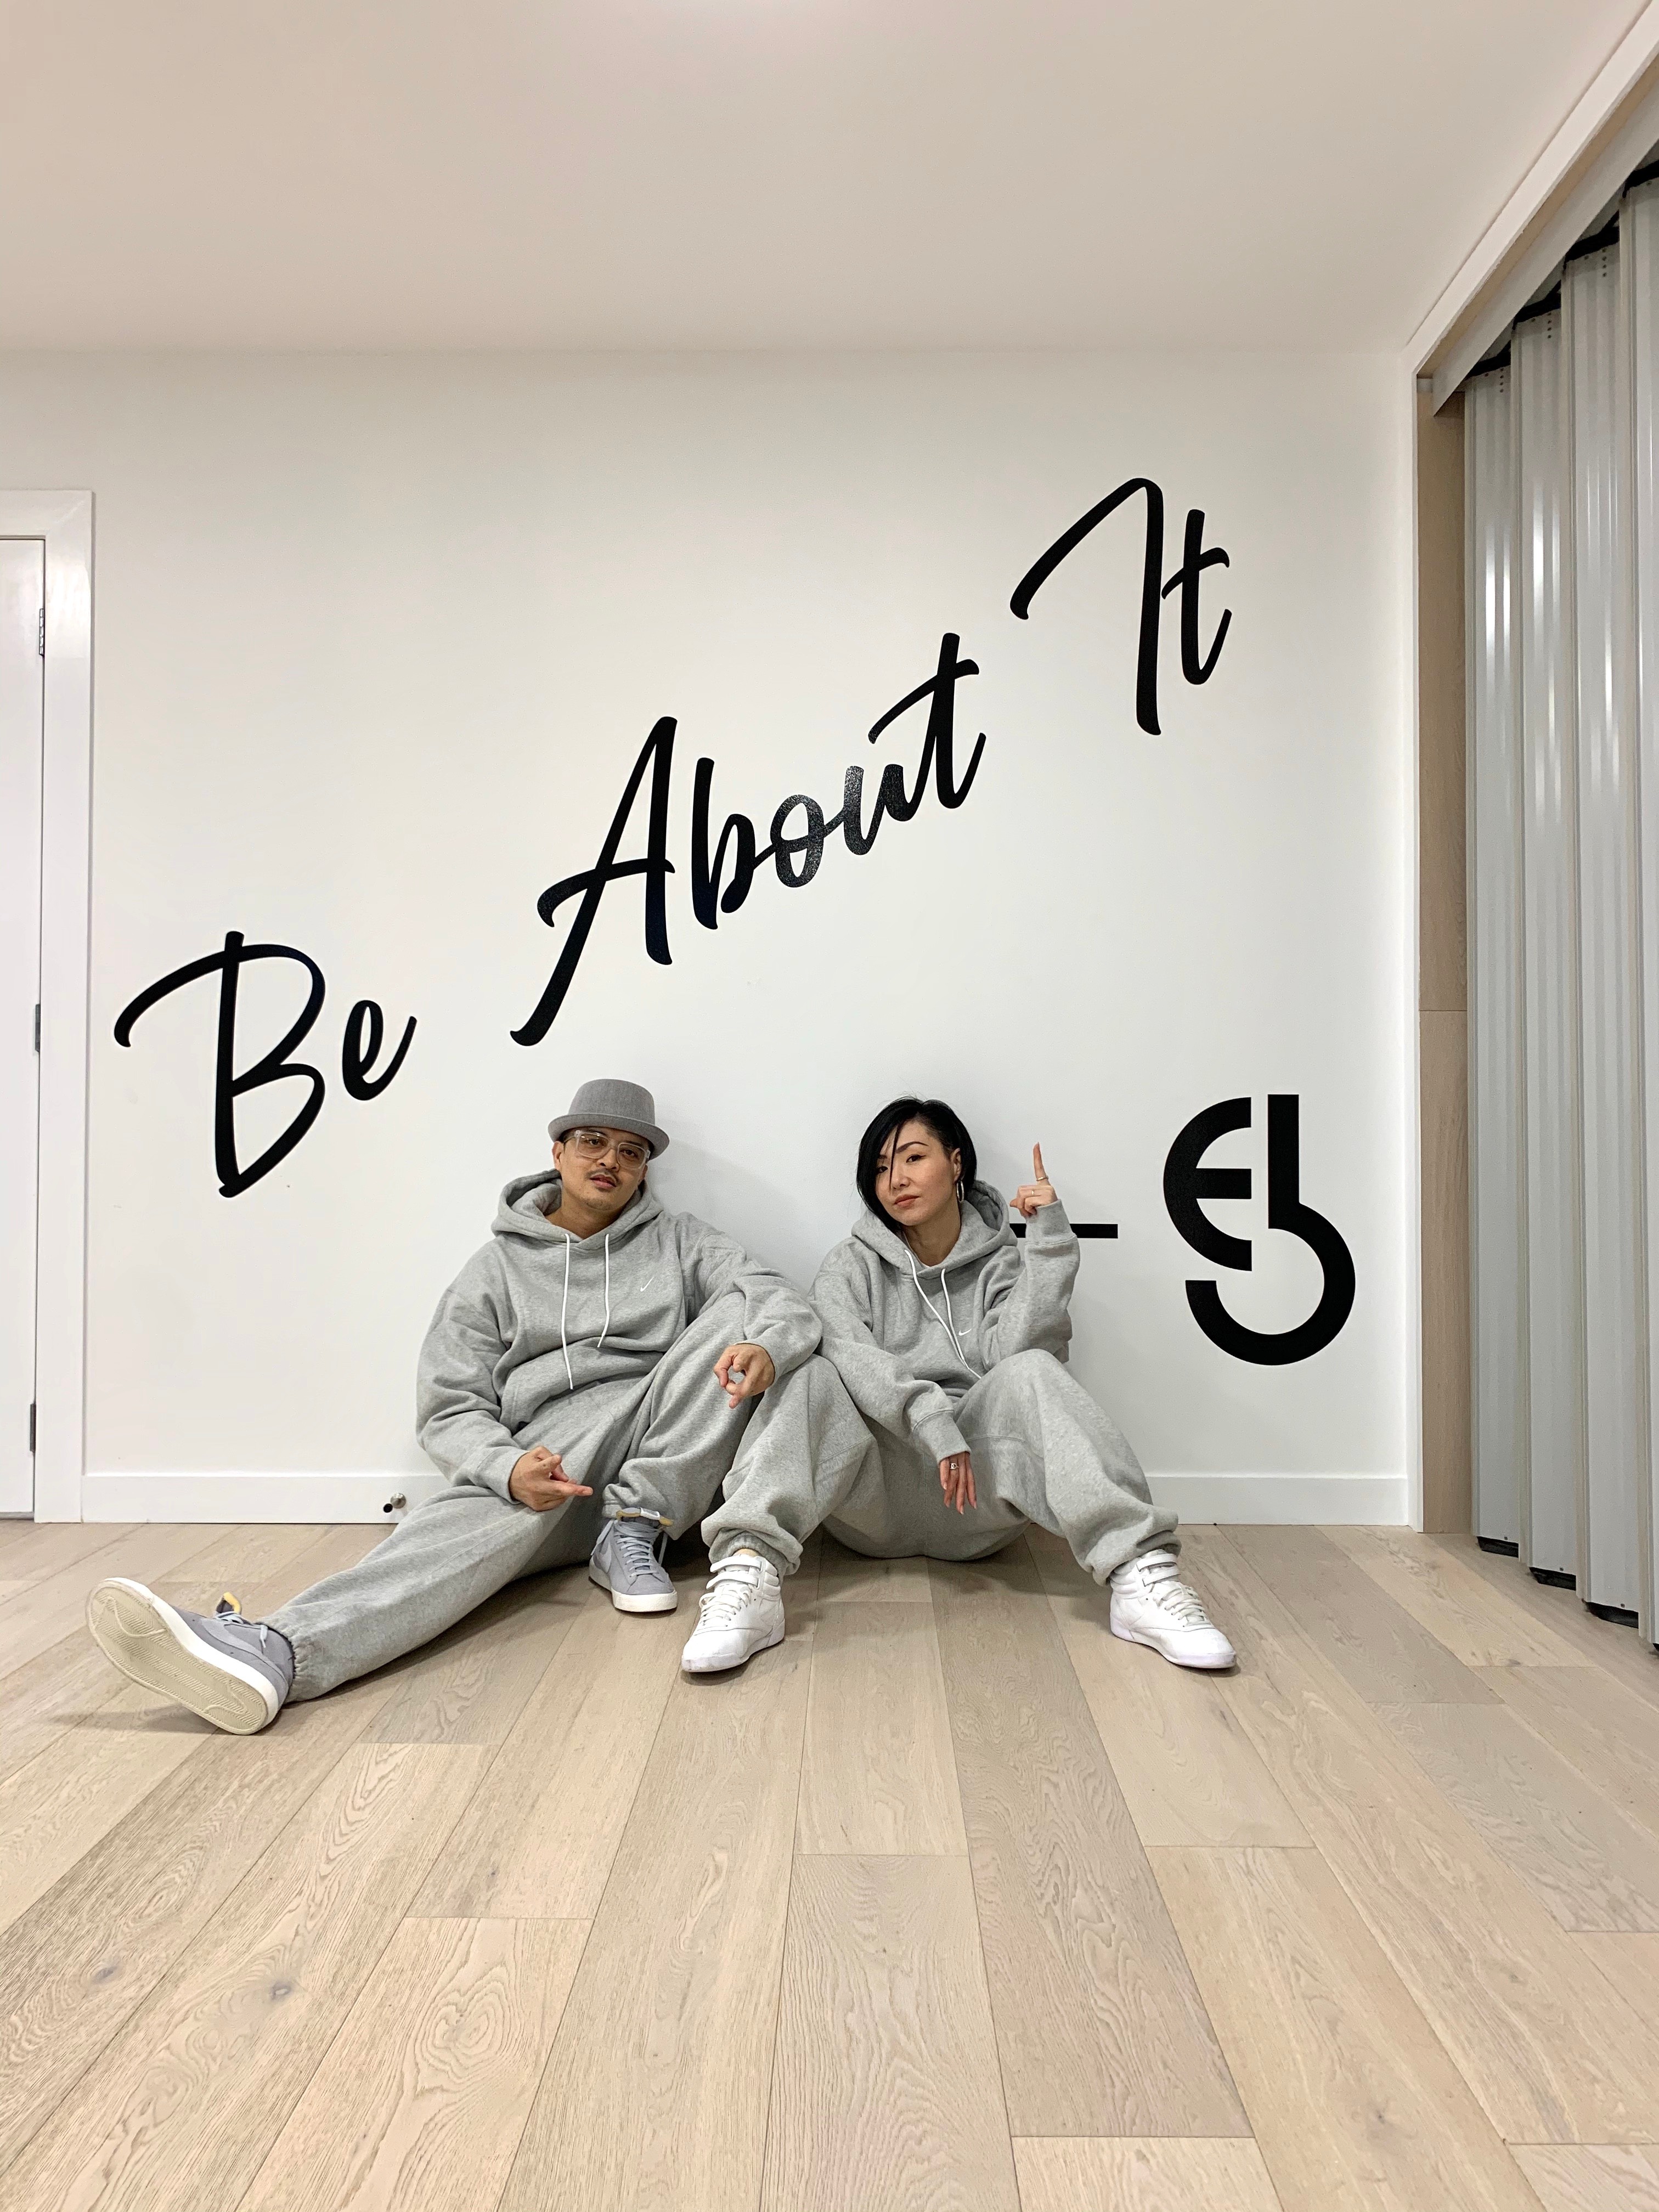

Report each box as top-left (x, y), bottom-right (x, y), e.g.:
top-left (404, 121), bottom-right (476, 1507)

top-left (1012, 1143), bottom-right (1058, 1220)
top-left (508, 1447), bottom-right (594, 1511)
top-left (714, 1342), bottom-right (776, 1408)
top-left (939, 1450), bottom-right (977, 1513)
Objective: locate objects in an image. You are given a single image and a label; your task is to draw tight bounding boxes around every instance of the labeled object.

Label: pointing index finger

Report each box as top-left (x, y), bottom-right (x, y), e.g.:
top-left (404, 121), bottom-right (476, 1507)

top-left (1033, 1143), bottom-right (1047, 1183)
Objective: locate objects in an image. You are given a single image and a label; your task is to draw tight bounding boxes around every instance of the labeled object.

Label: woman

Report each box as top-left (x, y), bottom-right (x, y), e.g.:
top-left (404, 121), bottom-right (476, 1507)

top-left (811, 1096), bottom-right (1234, 1669)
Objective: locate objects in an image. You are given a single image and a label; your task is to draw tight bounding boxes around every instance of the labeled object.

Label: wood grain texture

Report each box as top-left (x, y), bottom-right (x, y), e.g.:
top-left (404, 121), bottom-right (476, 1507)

top-left (2, 1740), bottom-right (488, 2212)
top-left (0, 1677), bottom-right (397, 2176)
top-left (0, 1685), bottom-right (211, 1936)
top-left (1511, 2145), bottom-right (1659, 2211)
top-left (0, 1521), bottom-right (136, 1585)
top-left (1012, 2137), bottom-right (1283, 2212)
top-left (1382, 1701), bottom-right (1659, 1931)
top-left (797, 1601), bottom-right (965, 1854)
top-left (366, 1562), bottom-right (587, 1746)
top-left (150, 1522), bottom-right (346, 1616)
top-left (0, 1626), bottom-right (134, 1786)
top-left (499, 1613), bottom-right (815, 2212)
top-left (761, 1855), bottom-right (1018, 2212)
top-left (817, 1538), bottom-right (933, 1603)
top-left (929, 1543), bottom-right (1245, 2138)
top-left (0, 1522), bottom-right (230, 1682)
top-left (1155, 1845), bottom-right (1543, 2212)
top-left (1227, 1525), bottom-right (1494, 1704)
top-left (1440, 1537), bottom-right (1659, 1712)
top-left (1421, 1012), bottom-right (1472, 1533)
top-left (1330, 1526), bottom-right (1585, 1668)
top-left (1576, 1932), bottom-right (1659, 2021)
top-left (239, 1916), bottom-right (586, 2212)
top-left (1034, 1533), bottom-right (1305, 1847)
top-left (1188, 1528), bottom-right (1659, 2142)
top-left (1480, 1665), bottom-right (1659, 1839)
top-left (414, 1583), bottom-right (682, 1917)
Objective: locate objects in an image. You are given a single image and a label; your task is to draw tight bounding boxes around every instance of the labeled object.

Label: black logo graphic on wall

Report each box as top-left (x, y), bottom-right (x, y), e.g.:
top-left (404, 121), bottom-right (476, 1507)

top-left (113, 475), bottom-right (1231, 1193)
top-left (1163, 1096), bottom-right (1355, 1364)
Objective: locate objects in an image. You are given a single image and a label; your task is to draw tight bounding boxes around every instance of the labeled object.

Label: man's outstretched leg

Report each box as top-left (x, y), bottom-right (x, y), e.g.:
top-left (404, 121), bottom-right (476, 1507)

top-left (86, 1477), bottom-right (602, 1730)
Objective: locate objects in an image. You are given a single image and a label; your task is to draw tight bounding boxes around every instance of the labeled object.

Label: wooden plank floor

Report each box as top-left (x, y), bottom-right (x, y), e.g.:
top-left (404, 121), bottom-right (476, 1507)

top-left (1, 1521), bottom-right (1656, 2210)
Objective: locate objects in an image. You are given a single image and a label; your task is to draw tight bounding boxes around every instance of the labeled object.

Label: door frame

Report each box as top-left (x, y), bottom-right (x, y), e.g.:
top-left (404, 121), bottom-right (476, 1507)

top-left (1, 492), bottom-right (93, 1521)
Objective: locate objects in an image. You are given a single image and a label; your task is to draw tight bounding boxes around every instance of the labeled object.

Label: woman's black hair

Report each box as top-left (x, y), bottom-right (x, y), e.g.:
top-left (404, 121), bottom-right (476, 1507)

top-left (856, 1097), bottom-right (978, 1229)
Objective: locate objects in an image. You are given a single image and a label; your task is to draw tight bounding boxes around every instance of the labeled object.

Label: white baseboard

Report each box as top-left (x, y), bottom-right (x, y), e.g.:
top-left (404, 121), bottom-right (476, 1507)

top-left (1147, 1473), bottom-right (1408, 1525)
top-left (82, 1468), bottom-right (1409, 1527)
top-left (82, 1471), bottom-right (452, 1523)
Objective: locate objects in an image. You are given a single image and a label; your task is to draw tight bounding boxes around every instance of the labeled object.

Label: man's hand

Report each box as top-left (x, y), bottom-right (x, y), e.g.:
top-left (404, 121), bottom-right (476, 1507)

top-left (1012, 1143), bottom-right (1058, 1220)
top-left (508, 1446), bottom-right (594, 1511)
top-left (939, 1450), bottom-right (977, 1514)
top-left (714, 1342), bottom-right (776, 1409)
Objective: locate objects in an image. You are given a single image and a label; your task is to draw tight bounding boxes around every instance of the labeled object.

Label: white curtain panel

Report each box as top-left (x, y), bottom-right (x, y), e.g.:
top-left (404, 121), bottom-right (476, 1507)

top-left (1513, 298), bottom-right (1589, 1582)
top-left (1465, 364), bottom-right (1528, 1550)
top-left (1627, 180), bottom-right (1659, 1638)
top-left (1566, 238), bottom-right (1645, 1616)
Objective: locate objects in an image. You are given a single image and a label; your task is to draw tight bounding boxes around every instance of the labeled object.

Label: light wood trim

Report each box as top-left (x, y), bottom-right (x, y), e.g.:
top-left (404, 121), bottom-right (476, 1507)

top-left (1418, 382), bottom-right (1472, 1533)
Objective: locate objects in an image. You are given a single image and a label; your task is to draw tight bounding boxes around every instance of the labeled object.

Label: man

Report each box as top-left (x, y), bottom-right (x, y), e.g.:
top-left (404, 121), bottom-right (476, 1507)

top-left (84, 1079), bottom-right (870, 1730)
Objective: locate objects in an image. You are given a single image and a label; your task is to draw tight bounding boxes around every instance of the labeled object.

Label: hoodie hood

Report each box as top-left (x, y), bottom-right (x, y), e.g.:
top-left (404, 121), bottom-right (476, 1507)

top-left (849, 1178), bottom-right (1016, 1277)
top-left (491, 1171), bottom-right (663, 1248)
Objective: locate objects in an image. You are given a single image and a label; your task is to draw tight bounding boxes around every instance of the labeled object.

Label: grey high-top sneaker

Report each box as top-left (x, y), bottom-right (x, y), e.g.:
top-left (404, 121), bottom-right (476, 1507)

top-left (86, 1579), bottom-right (295, 1733)
top-left (589, 1515), bottom-right (677, 1613)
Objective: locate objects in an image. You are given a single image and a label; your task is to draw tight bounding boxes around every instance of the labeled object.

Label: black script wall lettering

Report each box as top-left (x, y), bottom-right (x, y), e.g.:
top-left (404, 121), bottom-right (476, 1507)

top-left (114, 932), bottom-right (416, 1197)
top-left (341, 998), bottom-right (418, 1100)
top-left (1011, 478), bottom-right (1231, 734)
top-left (1163, 1093), bottom-right (1355, 1364)
top-left (515, 633), bottom-right (988, 1043)
top-left (511, 718), bottom-right (676, 1047)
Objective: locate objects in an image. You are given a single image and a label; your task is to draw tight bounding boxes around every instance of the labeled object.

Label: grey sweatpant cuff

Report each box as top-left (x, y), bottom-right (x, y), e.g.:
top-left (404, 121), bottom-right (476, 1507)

top-left (707, 1528), bottom-right (794, 1579)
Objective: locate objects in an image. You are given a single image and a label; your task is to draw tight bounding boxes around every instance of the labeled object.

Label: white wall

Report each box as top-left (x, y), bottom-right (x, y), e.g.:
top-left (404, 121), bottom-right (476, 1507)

top-left (0, 350), bottom-right (1410, 1521)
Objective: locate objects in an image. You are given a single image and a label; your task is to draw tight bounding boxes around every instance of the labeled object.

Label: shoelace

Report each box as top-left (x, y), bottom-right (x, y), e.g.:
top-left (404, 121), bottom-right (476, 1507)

top-left (697, 1556), bottom-right (765, 1628)
top-left (613, 1521), bottom-right (670, 1579)
top-left (1130, 1555), bottom-right (1215, 1629)
top-left (215, 1593), bottom-right (276, 1654)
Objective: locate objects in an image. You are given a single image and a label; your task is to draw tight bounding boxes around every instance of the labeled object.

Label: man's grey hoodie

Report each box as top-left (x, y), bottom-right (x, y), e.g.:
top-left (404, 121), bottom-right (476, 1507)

top-left (811, 1181), bottom-right (1077, 1470)
top-left (417, 1173), bottom-right (821, 1499)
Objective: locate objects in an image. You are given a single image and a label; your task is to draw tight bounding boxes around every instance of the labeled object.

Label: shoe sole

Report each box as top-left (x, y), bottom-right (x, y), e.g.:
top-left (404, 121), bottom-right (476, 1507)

top-left (1110, 1620), bottom-right (1235, 1671)
top-left (588, 1565), bottom-right (677, 1614)
top-left (680, 1620), bottom-right (786, 1675)
top-left (86, 1578), bottom-right (281, 1733)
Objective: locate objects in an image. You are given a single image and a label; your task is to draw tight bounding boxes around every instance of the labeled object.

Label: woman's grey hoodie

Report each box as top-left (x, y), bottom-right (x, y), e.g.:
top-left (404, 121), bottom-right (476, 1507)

top-left (417, 1172), bottom-right (821, 1499)
top-left (811, 1181), bottom-right (1077, 1466)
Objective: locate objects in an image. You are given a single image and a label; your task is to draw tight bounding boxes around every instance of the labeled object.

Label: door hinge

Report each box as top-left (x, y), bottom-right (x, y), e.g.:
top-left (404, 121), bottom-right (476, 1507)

top-left (33, 1005), bottom-right (40, 1052)
top-left (28, 1404), bottom-right (36, 1454)
top-left (37, 606), bottom-right (44, 657)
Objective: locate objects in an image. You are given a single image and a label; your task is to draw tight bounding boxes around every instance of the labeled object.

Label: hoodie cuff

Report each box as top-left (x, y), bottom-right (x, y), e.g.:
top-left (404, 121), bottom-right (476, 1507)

top-left (464, 1445), bottom-right (523, 1503)
top-left (752, 1324), bottom-right (815, 1382)
top-left (913, 1404), bottom-right (969, 1464)
top-left (1025, 1198), bottom-right (1074, 1248)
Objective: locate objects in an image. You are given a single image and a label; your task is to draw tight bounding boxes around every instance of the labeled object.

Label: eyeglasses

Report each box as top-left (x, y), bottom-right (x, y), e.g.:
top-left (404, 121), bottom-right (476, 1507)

top-left (569, 1129), bottom-right (649, 1169)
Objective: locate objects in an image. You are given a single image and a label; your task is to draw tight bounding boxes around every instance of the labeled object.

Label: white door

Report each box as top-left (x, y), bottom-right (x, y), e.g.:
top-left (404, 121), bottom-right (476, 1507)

top-left (0, 538), bottom-right (44, 1515)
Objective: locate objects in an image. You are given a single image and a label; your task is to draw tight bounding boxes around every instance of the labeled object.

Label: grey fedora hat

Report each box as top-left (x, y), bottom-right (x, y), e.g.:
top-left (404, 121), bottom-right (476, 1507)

top-left (549, 1078), bottom-right (670, 1156)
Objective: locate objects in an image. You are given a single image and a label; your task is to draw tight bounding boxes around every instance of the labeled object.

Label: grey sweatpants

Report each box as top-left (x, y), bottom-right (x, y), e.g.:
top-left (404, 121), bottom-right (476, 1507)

top-left (712, 1348), bottom-right (1177, 1584)
top-left (270, 1296), bottom-right (870, 1700)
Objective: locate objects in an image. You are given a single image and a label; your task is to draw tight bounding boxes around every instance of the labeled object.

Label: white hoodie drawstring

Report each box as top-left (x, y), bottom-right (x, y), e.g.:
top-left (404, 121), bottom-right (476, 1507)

top-left (597, 1233), bottom-right (613, 1354)
top-left (559, 1234), bottom-right (575, 1394)
top-left (909, 1249), bottom-right (971, 1368)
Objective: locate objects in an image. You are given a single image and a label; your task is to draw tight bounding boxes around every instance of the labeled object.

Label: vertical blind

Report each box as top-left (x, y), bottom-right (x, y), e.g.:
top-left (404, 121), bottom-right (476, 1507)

top-left (1468, 184), bottom-right (1659, 1639)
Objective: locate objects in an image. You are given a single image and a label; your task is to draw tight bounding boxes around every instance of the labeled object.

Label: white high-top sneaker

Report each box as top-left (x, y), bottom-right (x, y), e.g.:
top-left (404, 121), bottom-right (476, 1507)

top-left (680, 1550), bottom-right (786, 1674)
top-left (1109, 1548), bottom-right (1236, 1670)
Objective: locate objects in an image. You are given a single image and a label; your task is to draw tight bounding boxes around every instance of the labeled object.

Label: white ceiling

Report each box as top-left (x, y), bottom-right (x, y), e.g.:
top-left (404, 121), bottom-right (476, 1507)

top-left (0, 1), bottom-right (1645, 351)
